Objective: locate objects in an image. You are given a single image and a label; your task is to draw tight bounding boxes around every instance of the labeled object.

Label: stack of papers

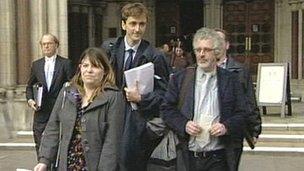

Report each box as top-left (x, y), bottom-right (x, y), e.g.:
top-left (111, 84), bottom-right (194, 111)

top-left (124, 62), bottom-right (154, 110)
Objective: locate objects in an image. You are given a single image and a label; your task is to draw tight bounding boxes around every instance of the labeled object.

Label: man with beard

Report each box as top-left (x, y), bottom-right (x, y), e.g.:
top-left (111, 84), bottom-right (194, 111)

top-left (161, 27), bottom-right (246, 171)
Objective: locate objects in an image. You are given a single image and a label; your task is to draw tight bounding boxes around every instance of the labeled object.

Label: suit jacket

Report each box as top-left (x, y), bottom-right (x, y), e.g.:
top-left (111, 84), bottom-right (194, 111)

top-left (39, 85), bottom-right (125, 171)
top-left (26, 55), bottom-right (73, 123)
top-left (226, 58), bottom-right (262, 145)
top-left (102, 37), bottom-right (170, 170)
top-left (160, 66), bottom-right (246, 170)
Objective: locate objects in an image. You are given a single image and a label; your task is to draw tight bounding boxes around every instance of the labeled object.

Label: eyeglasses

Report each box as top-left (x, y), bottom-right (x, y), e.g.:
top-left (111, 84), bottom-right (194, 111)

top-left (41, 42), bottom-right (55, 46)
top-left (193, 47), bottom-right (215, 54)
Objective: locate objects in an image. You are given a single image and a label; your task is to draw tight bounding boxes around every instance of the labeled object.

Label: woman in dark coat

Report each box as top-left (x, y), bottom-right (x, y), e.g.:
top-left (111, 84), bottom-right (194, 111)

top-left (34, 47), bottom-right (125, 171)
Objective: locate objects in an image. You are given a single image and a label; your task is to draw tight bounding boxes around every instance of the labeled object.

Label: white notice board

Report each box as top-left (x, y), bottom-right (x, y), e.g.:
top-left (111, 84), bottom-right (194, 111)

top-left (256, 63), bottom-right (288, 106)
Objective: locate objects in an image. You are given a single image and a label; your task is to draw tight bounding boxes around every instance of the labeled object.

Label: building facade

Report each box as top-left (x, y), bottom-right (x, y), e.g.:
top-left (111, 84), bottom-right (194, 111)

top-left (0, 0), bottom-right (302, 133)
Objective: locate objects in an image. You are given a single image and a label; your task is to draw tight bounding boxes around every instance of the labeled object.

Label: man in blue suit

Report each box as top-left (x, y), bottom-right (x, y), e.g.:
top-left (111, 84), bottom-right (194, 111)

top-left (102, 3), bottom-right (170, 171)
top-left (161, 27), bottom-right (247, 171)
top-left (26, 33), bottom-right (73, 159)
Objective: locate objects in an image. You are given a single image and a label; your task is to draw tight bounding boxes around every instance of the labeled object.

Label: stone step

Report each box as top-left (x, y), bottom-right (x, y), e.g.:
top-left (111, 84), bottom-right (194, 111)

top-left (0, 143), bottom-right (35, 150)
top-left (258, 134), bottom-right (304, 143)
top-left (245, 141), bottom-right (304, 148)
top-left (262, 123), bottom-right (304, 131)
top-left (16, 131), bottom-right (33, 139)
top-left (243, 147), bottom-right (304, 156)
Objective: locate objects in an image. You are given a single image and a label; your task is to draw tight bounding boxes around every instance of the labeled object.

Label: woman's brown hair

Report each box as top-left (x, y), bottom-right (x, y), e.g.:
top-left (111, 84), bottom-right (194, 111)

top-left (71, 47), bottom-right (115, 101)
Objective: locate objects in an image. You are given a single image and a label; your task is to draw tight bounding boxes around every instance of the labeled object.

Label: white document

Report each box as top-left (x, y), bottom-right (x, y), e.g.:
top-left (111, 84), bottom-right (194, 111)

top-left (33, 83), bottom-right (43, 109)
top-left (195, 115), bottom-right (217, 147)
top-left (124, 62), bottom-right (154, 110)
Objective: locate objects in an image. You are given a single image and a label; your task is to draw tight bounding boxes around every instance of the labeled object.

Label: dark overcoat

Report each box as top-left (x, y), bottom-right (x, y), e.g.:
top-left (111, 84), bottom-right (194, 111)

top-left (38, 85), bottom-right (125, 171)
top-left (102, 37), bottom-right (170, 170)
top-left (226, 57), bottom-right (262, 144)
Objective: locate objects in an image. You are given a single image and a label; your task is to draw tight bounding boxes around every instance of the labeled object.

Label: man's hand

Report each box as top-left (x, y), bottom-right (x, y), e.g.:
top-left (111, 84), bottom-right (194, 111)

top-left (124, 81), bottom-right (141, 103)
top-left (185, 121), bottom-right (202, 136)
top-left (34, 163), bottom-right (47, 171)
top-left (28, 99), bottom-right (37, 111)
top-left (209, 123), bottom-right (227, 137)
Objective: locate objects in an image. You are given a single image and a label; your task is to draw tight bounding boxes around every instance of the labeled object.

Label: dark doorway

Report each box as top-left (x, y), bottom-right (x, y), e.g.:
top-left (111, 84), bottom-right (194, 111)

top-left (155, 0), bottom-right (204, 52)
top-left (68, 0), bottom-right (104, 71)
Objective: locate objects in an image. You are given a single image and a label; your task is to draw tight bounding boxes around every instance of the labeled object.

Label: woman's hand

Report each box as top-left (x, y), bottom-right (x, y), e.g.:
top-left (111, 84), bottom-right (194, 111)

top-left (34, 163), bottom-right (47, 171)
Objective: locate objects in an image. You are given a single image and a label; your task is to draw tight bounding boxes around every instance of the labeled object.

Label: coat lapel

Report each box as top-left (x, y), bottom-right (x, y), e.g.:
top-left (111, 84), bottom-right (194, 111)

top-left (182, 67), bottom-right (196, 120)
top-left (84, 93), bottom-right (108, 113)
top-left (49, 56), bottom-right (62, 90)
top-left (38, 59), bottom-right (48, 88)
top-left (217, 67), bottom-right (229, 100)
top-left (133, 41), bottom-right (149, 67)
top-left (116, 41), bottom-right (125, 71)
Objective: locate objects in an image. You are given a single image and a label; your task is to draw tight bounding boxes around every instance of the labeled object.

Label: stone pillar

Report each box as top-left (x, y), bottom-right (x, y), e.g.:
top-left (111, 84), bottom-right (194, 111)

top-left (0, 0), bottom-right (17, 87)
top-left (16, 0), bottom-right (31, 85)
top-left (58, 0), bottom-right (69, 57)
top-left (275, 0), bottom-right (292, 64)
top-left (30, 0), bottom-right (47, 60)
top-left (47, 0), bottom-right (59, 36)
top-left (298, 9), bottom-right (303, 79)
top-left (203, 0), bottom-right (222, 28)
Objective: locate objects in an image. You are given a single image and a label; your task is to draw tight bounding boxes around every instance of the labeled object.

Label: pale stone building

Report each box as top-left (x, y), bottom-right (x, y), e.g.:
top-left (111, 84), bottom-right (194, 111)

top-left (0, 0), bottom-right (303, 134)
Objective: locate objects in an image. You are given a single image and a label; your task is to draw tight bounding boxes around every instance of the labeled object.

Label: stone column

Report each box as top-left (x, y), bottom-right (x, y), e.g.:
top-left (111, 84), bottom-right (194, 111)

top-left (58, 0), bottom-right (69, 57)
top-left (0, 0), bottom-right (17, 87)
top-left (16, 0), bottom-right (31, 85)
top-left (275, 0), bottom-right (292, 64)
top-left (30, 0), bottom-right (47, 60)
top-left (47, 0), bottom-right (59, 36)
top-left (298, 8), bottom-right (303, 79)
top-left (204, 0), bottom-right (222, 28)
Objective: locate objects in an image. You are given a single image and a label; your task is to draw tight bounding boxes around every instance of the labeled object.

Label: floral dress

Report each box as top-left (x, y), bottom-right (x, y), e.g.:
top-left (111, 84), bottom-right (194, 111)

top-left (67, 92), bottom-right (88, 171)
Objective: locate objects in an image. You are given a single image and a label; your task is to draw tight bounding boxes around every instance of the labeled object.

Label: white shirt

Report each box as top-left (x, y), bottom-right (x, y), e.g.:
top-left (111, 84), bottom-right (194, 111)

top-left (44, 55), bottom-right (56, 90)
top-left (188, 67), bottom-right (224, 152)
top-left (123, 36), bottom-right (141, 64)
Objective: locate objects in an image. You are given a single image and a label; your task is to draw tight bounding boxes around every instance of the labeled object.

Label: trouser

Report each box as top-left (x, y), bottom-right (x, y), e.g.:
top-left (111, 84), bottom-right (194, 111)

top-left (121, 127), bottom-right (163, 171)
top-left (225, 148), bottom-right (243, 171)
top-left (147, 158), bottom-right (176, 171)
top-left (33, 121), bottom-right (48, 160)
top-left (188, 149), bottom-right (228, 171)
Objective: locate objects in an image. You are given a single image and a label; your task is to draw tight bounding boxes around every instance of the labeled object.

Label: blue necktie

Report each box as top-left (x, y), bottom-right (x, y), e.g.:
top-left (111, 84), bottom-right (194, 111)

top-left (124, 49), bottom-right (134, 71)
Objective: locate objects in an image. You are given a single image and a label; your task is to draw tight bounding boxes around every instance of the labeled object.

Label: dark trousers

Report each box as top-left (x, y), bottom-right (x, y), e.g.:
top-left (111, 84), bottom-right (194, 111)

top-left (226, 148), bottom-right (243, 171)
top-left (33, 121), bottom-right (47, 160)
top-left (121, 127), bottom-right (162, 171)
top-left (147, 159), bottom-right (176, 171)
top-left (188, 150), bottom-right (228, 171)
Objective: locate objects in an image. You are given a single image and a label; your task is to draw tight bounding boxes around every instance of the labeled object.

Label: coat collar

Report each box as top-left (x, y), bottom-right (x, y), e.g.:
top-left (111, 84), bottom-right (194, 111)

top-left (65, 85), bottom-right (119, 112)
top-left (226, 57), bottom-right (242, 71)
top-left (184, 66), bottom-right (228, 119)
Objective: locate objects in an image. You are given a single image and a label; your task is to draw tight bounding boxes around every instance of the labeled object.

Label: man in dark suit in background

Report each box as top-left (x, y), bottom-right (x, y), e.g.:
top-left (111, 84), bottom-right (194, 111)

top-left (215, 28), bottom-right (262, 171)
top-left (26, 33), bottom-right (73, 159)
top-left (102, 2), bottom-right (169, 171)
top-left (161, 27), bottom-right (246, 171)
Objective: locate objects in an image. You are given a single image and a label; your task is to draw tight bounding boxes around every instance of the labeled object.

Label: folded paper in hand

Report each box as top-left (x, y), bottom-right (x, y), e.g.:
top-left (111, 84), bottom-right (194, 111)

top-left (124, 62), bottom-right (154, 110)
top-left (33, 83), bottom-right (43, 110)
